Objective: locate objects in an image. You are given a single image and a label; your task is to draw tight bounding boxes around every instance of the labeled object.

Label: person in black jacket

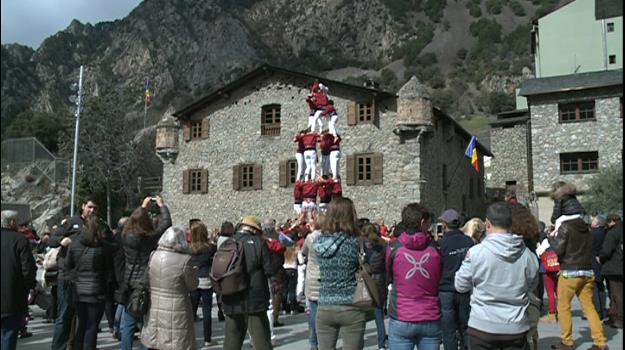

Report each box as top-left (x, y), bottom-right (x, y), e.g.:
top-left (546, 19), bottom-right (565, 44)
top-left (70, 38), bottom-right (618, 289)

top-left (119, 196), bottom-right (171, 350)
top-left (1, 210), bottom-right (37, 350)
top-left (437, 209), bottom-right (473, 350)
top-left (590, 215), bottom-right (608, 321)
top-left (65, 215), bottom-right (115, 350)
top-left (189, 220), bottom-right (218, 346)
top-left (599, 215), bottom-right (623, 329)
top-left (222, 216), bottom-right (279, 350)
top-left (49, 197), bottom-right (98, 350)
top-left (361, 223), bottom-right (388, 350)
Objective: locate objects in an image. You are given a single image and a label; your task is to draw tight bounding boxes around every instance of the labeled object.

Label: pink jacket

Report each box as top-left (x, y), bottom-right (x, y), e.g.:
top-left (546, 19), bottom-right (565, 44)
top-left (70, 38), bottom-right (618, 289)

top-left (386, 231), bottom-right (441, 322)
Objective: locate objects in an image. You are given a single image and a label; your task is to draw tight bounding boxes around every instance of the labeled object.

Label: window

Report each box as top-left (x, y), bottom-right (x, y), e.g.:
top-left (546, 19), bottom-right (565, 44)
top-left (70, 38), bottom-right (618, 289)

top-left (347, 100), bottom-right (376, 125)
top-left (345, 153), bottom-right (383, 185)
top-left (261, 104), bottom-right (281, 136)
top-left (505, 180), bottom-right (517, 195)
top-left (559, 102), bottom-right (595, 123)
top-left (607, 22), bottom-right (614, 32)
top-left (560, 152), bottom-right (599, 174)
top-left (233, 164), bottom-right (262, 190)
top-left (182, 169), bottom-right (208, 194)
top-left (279, 159), bottom-right (298, 187)
top-left (609, 55), bottom-right (616, 65)
top-left (183, 118), bottom-right (209, 141)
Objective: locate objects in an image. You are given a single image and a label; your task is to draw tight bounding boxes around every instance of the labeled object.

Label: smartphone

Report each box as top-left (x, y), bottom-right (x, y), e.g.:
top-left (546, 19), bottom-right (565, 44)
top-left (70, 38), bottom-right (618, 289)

top-left (436, 223), bottom-right (443, 235)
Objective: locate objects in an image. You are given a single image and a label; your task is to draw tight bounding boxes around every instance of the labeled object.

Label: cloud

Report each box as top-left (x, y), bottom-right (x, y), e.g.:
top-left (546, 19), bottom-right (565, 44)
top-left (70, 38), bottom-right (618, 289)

top-left (1, 0), bottom-right (141, 48)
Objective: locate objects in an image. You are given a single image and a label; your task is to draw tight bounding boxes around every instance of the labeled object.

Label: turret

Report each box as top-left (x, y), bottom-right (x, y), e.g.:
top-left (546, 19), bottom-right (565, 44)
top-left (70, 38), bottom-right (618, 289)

top-left (396, 76), bottom-right (433, 126)
top-left (155, 108), bottom-right (179, 163)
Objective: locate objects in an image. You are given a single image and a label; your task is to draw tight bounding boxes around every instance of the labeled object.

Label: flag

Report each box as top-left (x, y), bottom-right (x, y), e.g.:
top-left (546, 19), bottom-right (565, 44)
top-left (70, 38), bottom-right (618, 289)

top-left (465, 136), bottom-right (480, 173)
top-left (145, 78), bottom-right (152, 107)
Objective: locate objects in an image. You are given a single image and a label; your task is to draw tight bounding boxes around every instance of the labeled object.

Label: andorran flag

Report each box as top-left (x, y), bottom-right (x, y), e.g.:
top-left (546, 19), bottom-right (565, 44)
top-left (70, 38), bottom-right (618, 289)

top-left (465, 136), bottom-right (480, 173)
top-left (145, 78), bottom-right (153, 107)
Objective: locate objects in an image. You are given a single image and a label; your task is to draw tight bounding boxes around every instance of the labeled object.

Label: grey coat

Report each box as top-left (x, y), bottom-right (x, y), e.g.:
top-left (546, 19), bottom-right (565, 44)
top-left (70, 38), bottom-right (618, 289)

top-left (141, 246), bottom-right (198, 350)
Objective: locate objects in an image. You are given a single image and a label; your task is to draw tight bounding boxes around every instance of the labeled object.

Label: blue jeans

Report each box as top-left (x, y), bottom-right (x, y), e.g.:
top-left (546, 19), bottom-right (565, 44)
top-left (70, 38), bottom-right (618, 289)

top-left (307, 299), bottom-right (318, 347)
top-left (120, 306), bottom-right (138, 350)
top-left (388, 318), bottom-right (441, 350)
top-left (440, 291), bottom-right (470, 350)
top-left (113, 304), bottom-right (124, 334)
top-left (375, 307), bottom-right (387, 348)
top-left (191, 289), bottom-right (214, 342)
top-left (51, 279), bottom-right (75, 350)
top-left (593, 276), bottom-right (607, 320)
top-left (1, 315), bottom-right (20, 350)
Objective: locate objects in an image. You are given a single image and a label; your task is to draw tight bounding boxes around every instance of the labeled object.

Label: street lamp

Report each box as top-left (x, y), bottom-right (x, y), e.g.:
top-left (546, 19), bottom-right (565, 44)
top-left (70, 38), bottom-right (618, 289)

top-left (70, 65), bottom-right (84, 217)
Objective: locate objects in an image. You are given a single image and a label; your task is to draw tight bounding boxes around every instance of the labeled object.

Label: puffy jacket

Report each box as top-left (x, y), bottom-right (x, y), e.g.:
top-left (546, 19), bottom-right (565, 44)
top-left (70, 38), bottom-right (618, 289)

top-left (65, 233), bottom-right (115, 303)
top-left (599, 222), bottom-right (623, 276)
top-left (548, 218), bottom-right (593, 271)
top-left (121, 206), bottom-right (171, 290)
top-left (141, 246), bottom-right (198, 350)
top-left (366, 241), bottom-right (387, 308)
top-left (303, 230), bottom-right (322, 301)
top-left (1, 228), bottom-right (37, 317)
top-left (48, 215), bottom-right (85, 281)
top-left (314, 232), bottom-right (360, 305)
top-left (221, 228), bottom-right (279, 315)
top-left (386, 231), bottom-right (442, 323)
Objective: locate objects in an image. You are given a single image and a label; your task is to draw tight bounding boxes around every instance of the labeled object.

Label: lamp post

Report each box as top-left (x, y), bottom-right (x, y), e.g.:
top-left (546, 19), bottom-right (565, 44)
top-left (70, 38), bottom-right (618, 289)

top-left (70, 65), bottom-right (84, 216)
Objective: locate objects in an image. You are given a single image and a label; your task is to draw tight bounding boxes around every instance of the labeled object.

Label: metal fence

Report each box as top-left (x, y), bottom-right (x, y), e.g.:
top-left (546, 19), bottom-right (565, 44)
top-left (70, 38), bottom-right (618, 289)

top-left (1, 137), bottom-right (70, 186)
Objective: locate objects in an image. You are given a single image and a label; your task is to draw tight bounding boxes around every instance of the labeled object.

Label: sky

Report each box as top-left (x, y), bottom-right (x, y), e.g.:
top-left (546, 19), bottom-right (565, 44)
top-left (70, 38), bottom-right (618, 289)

top-left (1, 0), bottom-right (142, 49)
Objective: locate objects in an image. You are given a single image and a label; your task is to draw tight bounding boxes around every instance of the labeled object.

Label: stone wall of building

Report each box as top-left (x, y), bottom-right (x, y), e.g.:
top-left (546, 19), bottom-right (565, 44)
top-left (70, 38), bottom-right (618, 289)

top-left (488, 124), bottom-right (529, 200)
top-left (160, 73), bottom-right (487, 229)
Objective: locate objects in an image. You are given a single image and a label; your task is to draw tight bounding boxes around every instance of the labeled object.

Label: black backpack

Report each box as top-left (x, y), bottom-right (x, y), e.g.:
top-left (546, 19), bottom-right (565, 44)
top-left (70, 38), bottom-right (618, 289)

top-left (210, 238), bottom-right (248, 295)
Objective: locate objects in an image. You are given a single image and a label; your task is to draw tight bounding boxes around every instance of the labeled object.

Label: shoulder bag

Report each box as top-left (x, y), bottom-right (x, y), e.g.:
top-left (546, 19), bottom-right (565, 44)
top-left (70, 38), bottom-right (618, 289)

top-left (352, 239), bottom-right (381, 309)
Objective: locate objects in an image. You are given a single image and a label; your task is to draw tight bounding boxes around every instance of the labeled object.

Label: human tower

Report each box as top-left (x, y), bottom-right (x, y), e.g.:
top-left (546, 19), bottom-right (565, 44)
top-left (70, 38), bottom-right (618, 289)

top-left (292, 80), bottom-right (343, 215)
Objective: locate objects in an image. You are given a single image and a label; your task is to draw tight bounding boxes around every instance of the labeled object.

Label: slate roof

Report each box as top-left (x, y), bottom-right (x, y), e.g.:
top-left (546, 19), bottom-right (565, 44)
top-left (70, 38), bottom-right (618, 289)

top-left (519, 69), bottom-right (623, 96)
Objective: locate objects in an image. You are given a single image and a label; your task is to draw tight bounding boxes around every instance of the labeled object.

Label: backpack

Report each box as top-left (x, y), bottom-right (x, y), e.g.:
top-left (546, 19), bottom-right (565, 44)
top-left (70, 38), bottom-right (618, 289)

top-left (210, 238), bottom-right (248, 295)
top-left (541, 249), bottom-right (560, 273)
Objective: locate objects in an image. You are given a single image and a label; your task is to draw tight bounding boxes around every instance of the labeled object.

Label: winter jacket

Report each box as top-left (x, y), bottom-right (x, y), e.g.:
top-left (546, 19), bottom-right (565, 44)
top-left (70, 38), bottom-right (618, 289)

top-left (48, 214), bottom-right (85, 281)
top-left (141, 246), bottom-right (198, 350)
top-left (221, 228), bottom-right (279, 315)
top-left (455, 233), bottom-right (539, 335)
top-left (438, 229), bottom-right (473, 292)
top-left (548, 218), bottom-right (593, 271)
top-left (367, 241), bottom-right (388, 308)
top-left (550, 183), bottom-right (584, 224)
top-left (599, 222), bottom-right (623, 276)
top-left (1, 228), bottom-right (37, 317)
top-left (65, 233), bottom-right (115, 303)
top-left (386, 231), bottom-right (442, 323)
top-left (314, 232), bottom-right (360, 305)
top-left (303, 230), bottom-right (322, 301)
top-left (190, 244), bottom-right (216, 290)
top-left (121, 205), bottom-right (171, 291)
top-left (591, 227), bottom-right (607, 278)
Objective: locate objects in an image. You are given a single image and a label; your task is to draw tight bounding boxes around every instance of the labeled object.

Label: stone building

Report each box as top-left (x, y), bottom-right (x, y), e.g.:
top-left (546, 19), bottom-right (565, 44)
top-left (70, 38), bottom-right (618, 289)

top-left (155, 65), bottom-right (490, 229)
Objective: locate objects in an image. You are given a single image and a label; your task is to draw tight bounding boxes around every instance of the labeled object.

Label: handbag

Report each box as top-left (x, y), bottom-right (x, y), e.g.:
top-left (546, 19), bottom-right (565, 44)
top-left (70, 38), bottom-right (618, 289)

top-left (352, 240), bottom-right (381, 309)
top-left (64, 247), bottom-right (88, 306)
top-left (126, 252), bottom-right (152, 318)
top-left (541, 250), bottom-right (560, 273)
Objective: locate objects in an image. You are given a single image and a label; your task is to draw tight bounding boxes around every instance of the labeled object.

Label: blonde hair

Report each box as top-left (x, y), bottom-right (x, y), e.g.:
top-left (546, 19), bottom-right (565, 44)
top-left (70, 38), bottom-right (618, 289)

top-left (462, 217), bottom-right (486, 243)
top-left (189, 221), bottom-right (210, 254)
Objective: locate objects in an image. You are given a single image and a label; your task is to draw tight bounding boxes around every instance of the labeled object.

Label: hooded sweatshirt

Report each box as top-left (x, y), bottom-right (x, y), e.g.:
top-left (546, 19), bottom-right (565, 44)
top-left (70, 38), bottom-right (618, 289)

top-left (386, 231), bottom-right (442, 322)
top-left (455, 232), bottom-right (539, 335)
top-left (313, 232), bottom-right (359, 305)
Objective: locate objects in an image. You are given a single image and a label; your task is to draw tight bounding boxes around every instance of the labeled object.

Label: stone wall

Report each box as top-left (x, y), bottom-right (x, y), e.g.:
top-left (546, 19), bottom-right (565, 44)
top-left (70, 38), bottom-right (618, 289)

top-left (161, 73), bottom-right (486, 229)
top-left (488, 124), bottom-right (529, 200)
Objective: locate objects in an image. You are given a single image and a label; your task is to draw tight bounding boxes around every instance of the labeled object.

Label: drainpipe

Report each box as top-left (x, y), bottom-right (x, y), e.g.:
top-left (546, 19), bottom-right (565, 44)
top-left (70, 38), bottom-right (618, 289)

top-left (601, 19), bottom-right (608, 70)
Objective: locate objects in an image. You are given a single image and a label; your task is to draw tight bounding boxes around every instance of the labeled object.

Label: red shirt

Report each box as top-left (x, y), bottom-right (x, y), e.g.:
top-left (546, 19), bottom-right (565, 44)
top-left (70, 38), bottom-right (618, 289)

top-left (322, 104), bottom-right (336, 117)
top-left (301, 133), bottom-right (319, 150)
top-left (330, 135), bottom-right (341, 152)
top-left (294, 134), bottom-right (305, 153)
top-left (302, 181), bottom-right (319, 199)
top-left (293, 181), bottom-right (304, 203)
top-left (318, 180), bottom-right (333, 203)
top-left (312, 92), bottom-right (328, 109)
top-left (266, 239), bottom-right (286, 255)
top-left (319, 132), bottom-right (334, 154)
top-left (331, 180), bottom-right (342, 197)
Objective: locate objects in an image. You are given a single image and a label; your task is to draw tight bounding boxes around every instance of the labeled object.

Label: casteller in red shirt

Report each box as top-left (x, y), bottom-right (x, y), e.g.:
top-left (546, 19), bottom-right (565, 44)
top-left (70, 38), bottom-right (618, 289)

top-left (331, 179), bottom-right (342, 198)
top-left (319, 132), bottom-right (335, 155)
top-left (301, 133), bottom-right (319, 151)
top-left (302, 181), bottom-right (319, 199)
top-left (318, 179), bottom-right (333, 204)
top-left (293, 180), bottom-right (305, 204)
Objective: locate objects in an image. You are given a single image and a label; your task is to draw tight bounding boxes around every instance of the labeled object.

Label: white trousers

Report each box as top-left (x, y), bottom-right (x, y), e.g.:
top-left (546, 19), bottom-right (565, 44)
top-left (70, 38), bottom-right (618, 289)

top-left (293, 203), bottom-right (302, 215)
top-left (330, 150), bottom-right (341, 179)
top-left (328, 114), bottom-right (339, 136)
top-left (303, 149), bottom-right (317, 181)
top-left (320, 153), bottom-right (331, 177)
top-left (301, 200), bottom-right (317, 213)
top-left (308, 110), bottom-right (324, 132)
top-left (295, 152), bottom-right (305, 181)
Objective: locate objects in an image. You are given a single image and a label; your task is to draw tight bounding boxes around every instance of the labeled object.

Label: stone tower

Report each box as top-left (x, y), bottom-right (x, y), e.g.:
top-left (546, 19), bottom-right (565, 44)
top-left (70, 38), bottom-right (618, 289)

top-left (396, 76), bottom-right (433, 126)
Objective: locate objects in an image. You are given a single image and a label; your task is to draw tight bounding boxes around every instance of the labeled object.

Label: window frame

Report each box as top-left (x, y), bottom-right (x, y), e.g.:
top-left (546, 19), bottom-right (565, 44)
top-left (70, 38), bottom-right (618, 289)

top-left (357, 102), bottom-right (374, 124)
top-left (558, 101), bottom-right (596, 123)
top-left (607, 22), bottom-right (615, 32)
top-left (559, 151), bottom-right (599, 174)
top-left (261, 104), bottom-right (281, 136)
top-left (190, 121), bottom-right (203, 140)
top-left (356, 154), bottom-right (374, 185)
top-left (240, 164), bottom-right (256, 190)
top-left (608, 55), bottom-right (616, 65)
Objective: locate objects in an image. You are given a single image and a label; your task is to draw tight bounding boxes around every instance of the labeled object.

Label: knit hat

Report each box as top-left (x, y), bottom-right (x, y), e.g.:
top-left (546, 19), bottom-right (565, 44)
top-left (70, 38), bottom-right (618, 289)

top-left (240, 215), bottom-right (262, 232)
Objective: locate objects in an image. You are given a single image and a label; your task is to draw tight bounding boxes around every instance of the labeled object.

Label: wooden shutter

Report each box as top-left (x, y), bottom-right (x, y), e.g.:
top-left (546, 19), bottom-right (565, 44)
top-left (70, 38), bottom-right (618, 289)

top-left (232, 165), bottom-right (241, 191)
top-left (347, 102), bottom-right (357, 126)
top-left (279, 160), bottom-right (287, 188)
top-left (183, 123), bottom-right (191, 142)
top-left (346, 154), bottom-right (356, 185)
top-left (371, 99), bottom-right (378, 125)
top-left (372, 153), bottom-right (383, 184)
top-left (182, 169), bottom-right (190, 194)
top-left (200, 169), bottom-right (209, 193)
top-left (253, 164), bottom-right (263, 190)
top-left (201, 118), bottom-right (210, 139)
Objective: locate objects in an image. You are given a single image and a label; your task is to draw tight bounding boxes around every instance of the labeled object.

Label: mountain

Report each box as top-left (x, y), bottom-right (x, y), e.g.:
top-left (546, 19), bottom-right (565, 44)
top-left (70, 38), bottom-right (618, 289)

top-left (1, 0), bottom-right (566, 145)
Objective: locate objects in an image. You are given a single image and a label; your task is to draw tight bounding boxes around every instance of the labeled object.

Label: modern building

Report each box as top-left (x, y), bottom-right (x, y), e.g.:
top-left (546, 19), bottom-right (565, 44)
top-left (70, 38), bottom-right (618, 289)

top-left (154, 65), bottom-right (491, 229)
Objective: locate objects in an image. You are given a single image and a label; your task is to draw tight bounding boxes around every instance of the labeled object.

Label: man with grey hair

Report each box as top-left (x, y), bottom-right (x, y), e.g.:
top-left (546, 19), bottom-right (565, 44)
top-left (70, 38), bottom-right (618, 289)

top-left (2, 210), bottom-right (37, 350)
